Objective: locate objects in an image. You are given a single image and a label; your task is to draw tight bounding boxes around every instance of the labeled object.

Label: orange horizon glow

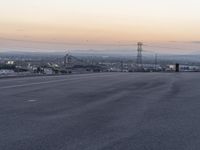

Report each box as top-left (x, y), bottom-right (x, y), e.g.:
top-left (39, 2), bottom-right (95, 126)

top-left (0, 0), bottom-right (200, 53)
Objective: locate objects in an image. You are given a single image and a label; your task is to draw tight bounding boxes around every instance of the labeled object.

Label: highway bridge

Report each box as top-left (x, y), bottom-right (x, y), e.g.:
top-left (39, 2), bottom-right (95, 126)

top-left (0, 73), bottom-right (200, 150)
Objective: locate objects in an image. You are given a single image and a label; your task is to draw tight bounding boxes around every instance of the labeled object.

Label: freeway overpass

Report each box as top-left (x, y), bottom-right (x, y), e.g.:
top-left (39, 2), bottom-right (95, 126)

top-left (0, 73), bottom-right (200, 150)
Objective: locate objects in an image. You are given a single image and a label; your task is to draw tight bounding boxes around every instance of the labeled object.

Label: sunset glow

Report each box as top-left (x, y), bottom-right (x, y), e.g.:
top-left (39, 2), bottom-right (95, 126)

top-left (1, 0), bottom-right (200, 53)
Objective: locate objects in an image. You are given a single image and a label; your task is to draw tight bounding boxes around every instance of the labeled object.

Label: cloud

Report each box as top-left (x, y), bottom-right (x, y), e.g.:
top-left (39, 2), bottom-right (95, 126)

top-left (168, 41), bottom-right (200, 44)
top-left (191, 41), bottom-right (200, 44)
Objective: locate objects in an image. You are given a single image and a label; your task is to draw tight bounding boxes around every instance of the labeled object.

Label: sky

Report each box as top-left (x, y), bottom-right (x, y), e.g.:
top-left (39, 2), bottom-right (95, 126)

top-left (0, 0), bottom-right (200, 54)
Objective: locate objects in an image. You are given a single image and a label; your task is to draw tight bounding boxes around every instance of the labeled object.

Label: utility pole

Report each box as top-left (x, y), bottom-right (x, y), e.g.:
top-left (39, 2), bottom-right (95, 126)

top-left (136, 42), bottom-right (143, 71)
top-left (155, 53), bottom-right (158, 72)
top-left (120, 60), bottom-right (123, 72)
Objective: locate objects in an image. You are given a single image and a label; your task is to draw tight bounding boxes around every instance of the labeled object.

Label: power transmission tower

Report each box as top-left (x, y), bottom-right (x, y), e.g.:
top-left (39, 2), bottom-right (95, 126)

top-left (136, 42), bottom-right (143, 71)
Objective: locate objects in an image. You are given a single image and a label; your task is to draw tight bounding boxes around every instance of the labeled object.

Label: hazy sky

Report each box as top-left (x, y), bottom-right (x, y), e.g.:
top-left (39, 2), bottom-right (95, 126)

top-left (0, 0), bottom-right (200, 53)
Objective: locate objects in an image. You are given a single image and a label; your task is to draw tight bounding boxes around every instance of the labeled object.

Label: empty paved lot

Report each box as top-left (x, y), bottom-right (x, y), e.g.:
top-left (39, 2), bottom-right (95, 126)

top-left (1, 73), bottom-right (200, 150)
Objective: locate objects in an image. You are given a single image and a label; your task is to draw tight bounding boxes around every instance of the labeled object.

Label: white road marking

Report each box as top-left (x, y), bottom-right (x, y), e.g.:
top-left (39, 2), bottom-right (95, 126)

top-left (27, 99), bottom-right (37, 102)
top-left (0, 74), bottom-right (118, 90)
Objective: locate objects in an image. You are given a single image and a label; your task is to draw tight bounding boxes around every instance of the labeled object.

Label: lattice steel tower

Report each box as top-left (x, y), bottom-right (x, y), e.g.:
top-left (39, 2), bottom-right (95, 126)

top-left (137, 42), bottom-right (143, 68)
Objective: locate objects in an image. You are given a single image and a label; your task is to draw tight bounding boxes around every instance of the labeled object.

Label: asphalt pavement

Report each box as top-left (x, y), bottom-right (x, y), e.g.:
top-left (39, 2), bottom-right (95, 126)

top-left (1, 72), bottom-right (200, 150)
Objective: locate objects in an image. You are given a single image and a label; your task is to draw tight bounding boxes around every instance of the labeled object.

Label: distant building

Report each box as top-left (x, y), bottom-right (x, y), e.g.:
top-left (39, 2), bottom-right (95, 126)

top-left (6, 61), bottom-right (15, 65)
top-left (165, 65), bottom-right (176, 72)
top-left (43, 68), bottom-right (54, 75)
top-left (0, 69), bottom-right (15, 75)
top-left (179, 65), bottom-right (200, 72)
